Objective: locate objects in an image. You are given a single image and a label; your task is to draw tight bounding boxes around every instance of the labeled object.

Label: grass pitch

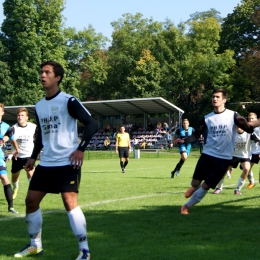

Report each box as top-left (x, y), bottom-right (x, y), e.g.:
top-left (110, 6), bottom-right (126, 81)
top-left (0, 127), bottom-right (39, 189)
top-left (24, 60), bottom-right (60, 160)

top-left (1, 150), bottom-right (260, 260)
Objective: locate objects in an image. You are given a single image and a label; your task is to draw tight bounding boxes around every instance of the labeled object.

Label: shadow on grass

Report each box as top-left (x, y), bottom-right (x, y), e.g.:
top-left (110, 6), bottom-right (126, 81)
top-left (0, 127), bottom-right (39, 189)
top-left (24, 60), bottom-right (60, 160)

top-left (1, 198), bottom-right (260, 260)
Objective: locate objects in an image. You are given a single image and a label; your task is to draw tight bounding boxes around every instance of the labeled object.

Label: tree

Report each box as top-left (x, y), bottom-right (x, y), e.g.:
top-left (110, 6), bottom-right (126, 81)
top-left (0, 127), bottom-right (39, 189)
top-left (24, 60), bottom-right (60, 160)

top-left (1, 0), bottom-right (66, 105)
top-left (63, 26), bottom-right (108, 100)
top-left (127, 49), bottom-right (162, 97)
top-left (188, 8), bottom-right (223, 23)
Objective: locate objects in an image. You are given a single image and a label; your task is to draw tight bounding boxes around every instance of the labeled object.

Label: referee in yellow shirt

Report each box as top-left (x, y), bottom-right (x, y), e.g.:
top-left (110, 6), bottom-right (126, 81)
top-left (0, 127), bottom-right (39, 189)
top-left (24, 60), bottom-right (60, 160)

top-left (115, 126), bottom-right (131, 173)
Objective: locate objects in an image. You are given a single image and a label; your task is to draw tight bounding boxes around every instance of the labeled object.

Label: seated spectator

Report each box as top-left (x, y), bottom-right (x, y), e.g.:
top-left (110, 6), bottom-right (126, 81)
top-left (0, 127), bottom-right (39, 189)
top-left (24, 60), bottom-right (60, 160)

top-left (165, 131), bottom-right (172, 149)
top-left (140, 138), bottom-right (146, 149)
top-left (92, 137), bottom-right (99, 150)
top-left (155, 121), bottom-right (162, 135)
top-left (131, 137), bottom-right (139, 148)
top-left (104, 124), bottom-right (111, 133)
top-left (147, 122), bottom-right (154, 132)
top-left (161, 122), bottom-right (169, 133)
top-left (103, 136), bottom-right (111, 150)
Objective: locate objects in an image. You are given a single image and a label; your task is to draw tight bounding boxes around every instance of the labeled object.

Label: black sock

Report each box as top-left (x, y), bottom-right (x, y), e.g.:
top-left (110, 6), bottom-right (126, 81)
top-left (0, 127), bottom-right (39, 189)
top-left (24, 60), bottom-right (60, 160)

top-left (124, 161), bottom-right (128, 168)
top-left (4, 184), bottom-right (13, 209)
top-left (176, 159), bottom-right (185, 170)
top-left (120, 161), bottom-right (124, 168)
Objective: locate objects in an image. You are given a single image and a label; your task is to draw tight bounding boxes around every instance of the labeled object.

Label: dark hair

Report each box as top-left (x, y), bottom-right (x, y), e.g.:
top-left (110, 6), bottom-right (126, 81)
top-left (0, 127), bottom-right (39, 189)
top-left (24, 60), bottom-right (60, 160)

top-left (40, 60), bottom-right (64, 85)
top-left (212, 88), bottom-right (227, 99)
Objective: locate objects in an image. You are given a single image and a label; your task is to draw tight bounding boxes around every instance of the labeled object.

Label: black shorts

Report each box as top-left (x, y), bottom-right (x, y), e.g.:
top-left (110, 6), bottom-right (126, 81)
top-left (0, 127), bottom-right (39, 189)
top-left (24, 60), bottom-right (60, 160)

top-left (251, 154), bottom-right (260, 164)
top-left (193, 154), bottom-right (231, 189)
top-left (29, 165), bottom-right (81, 194)
top-left (118, 147), bottom-right (129, 158)
top-left (11, 157), bottom-right (30, 173)
top-left (229, 156), bottom-right (250, 168)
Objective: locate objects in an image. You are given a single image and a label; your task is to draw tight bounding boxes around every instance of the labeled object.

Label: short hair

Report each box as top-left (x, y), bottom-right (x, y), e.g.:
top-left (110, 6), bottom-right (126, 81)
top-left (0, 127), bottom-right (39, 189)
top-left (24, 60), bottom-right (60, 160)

top-left (17, 107), bottom-right (28, 116)
top-left (212, 88), bottom-right (227, 99)
top-left (183, 118), bottom-right (189, 122)
top-left (248, 112), bottom-right (257, 118)
top-left (40, 60), bottom-right (64, 85)
top-left (0, 103), bottom-right (4, 111)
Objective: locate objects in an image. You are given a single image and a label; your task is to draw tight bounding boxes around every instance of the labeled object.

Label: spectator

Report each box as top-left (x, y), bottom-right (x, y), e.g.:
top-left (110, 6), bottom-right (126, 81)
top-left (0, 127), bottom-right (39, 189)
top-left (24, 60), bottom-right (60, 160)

top-left (103, 136), bottom-right (111, 150)
top-left (92, 137), bottom-right (99, 150)
top-left (104, 124), bottom-right (111, 133)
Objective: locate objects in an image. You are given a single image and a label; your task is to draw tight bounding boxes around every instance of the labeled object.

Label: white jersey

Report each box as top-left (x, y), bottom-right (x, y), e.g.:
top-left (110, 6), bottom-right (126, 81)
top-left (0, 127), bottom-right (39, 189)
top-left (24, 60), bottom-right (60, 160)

top-left (35, 92), bottom-right (79, 167)
top-left (202, 109), bottom-right (237, 160)
top-left (250, 126), bottom-right (260, 154)
top-left (233, 131), bottom-right (251, 159)
top-left (12, 122), bottom-right (37, 158)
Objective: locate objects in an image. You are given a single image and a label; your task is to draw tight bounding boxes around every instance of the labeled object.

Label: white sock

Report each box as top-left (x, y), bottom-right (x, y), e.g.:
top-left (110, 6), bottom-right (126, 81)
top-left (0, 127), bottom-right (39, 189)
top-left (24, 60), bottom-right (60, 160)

top-left (68, 206), bottom-right (89, 251)
top-left (12, 181), bottom-right (19, 189)
top-left (247, 171), bottom-right (255, 184)
top-left (217, 179), bottom-right (224, 190)
top-left (236, 177), bottom-right (245, 191)
top-left (185, 187), bottom-right (208, 208)
top-left (26, 208), bottom-right (43, 248)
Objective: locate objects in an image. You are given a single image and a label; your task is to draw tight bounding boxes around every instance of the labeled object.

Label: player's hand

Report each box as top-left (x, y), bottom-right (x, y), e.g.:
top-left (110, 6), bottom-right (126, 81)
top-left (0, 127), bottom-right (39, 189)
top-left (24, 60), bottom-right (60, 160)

top-left (25, 158), bottom-right (36, 171)
top-left (174, 138), bottom-right (184, 145)
top-left (69, 150), bottom-right (84, 169)
top-left (13, 149), bottom-right (19, 160)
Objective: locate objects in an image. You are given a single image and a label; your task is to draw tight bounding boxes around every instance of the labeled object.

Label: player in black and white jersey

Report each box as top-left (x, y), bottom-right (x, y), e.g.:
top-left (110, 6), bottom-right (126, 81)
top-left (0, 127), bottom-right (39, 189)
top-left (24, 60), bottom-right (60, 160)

top-left (14, 61), bottom-right (96, 260)
top-left (11, 107), bottom-right (37, 199)
top-left (213, 126), bottom-right (254, 194)
top-left (180, 88), bottom-right (255, 215)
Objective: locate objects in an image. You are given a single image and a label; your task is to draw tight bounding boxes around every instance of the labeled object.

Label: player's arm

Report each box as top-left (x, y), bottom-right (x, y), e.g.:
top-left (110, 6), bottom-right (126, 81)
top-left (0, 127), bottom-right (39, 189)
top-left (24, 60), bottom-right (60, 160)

top-left (5, 126), bottom-right (19, 158)
top-left (67, 97), bottom-right (97, 152)
top-left (30, 113), bottom-right (43, 160)
top-left (234, 113), bottom-right (254, 133)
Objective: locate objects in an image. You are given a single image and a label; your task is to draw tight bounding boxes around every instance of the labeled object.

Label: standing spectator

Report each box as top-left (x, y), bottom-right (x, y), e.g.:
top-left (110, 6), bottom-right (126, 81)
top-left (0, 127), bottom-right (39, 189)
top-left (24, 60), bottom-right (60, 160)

top-left (14, 61), bottom-right (96, 259)
top-left (11, 107), bottom-right (37, 200)
top-left (115, 126), bottom-right (131, 173)
top-left (199, 134), bottom-right (204, 154)
top-left (103, 136), bottom-right (111, 150)
top-left (180, 88), bottom-right (254, 215)
top-left (171, 119), bottom-right (195, 178)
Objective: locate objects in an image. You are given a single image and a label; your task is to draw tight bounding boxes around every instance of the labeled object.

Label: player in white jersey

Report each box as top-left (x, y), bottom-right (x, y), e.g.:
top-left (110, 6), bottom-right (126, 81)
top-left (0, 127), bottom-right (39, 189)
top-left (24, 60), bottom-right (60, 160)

top-left (14, 61), bottom-right (96, 260)
top-left (247, 112), bottom-right (260, 188)
top-left (180, 89), bottom-right (255, 215)
top-left (11, 107), bottom-right (37, 199)
top-left (213, 126), bottom-right (254, 194)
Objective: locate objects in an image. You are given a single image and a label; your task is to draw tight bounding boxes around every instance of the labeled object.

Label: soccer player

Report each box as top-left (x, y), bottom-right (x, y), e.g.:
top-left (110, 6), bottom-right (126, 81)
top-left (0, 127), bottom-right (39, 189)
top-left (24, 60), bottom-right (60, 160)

top-left (180, 88), bottom-right (255, 215)
top-left (213, 126), bottom-right (253, 194)
top-left (0, 103), bottom-right (19, 214)
top-left (14, 61), bottom-right (96, 260)
top-left (11, 107), bottom-right (37, 199)
top-left (170, 118), bottom-right (195, 178)
top-left (247, 112), bottom-right (260, 188)
top-left (115, 126), bottom-right (131, 173)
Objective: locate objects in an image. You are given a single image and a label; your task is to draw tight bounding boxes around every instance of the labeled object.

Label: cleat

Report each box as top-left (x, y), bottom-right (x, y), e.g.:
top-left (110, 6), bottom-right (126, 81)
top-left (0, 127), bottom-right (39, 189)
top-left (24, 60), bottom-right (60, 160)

top-left (181, 205), bottom-right (189, 215)
top-left (185, 187), bottom-right (196, 198)
top-left (175, 170), bottom-right (180, 177)
top-left (13, 187), bottom-right (19, 200)
top-left (75, 249), bottom-right (91, 260)
top-left (234, 189), bottom-right (242, 195)
top-left (122, 168), bottom-right (125, 173)
top-left (247, 183), bottom-right (256, 189)
top-left (170, 170), bottom-right (175, 178)
top-left (14, 244), bottom-right (43, 257)
top-left (214, 188), bottom-right (222, 194)
top-left (9, 207), bottom-right (18, 214)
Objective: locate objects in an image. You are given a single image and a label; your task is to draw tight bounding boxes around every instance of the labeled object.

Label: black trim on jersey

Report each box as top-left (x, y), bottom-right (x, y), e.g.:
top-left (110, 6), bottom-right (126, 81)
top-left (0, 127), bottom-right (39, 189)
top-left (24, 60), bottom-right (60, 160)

top-left (67, 97), bottom-right (96, 152)
top-left (31, 113), bottom-right (43, 160)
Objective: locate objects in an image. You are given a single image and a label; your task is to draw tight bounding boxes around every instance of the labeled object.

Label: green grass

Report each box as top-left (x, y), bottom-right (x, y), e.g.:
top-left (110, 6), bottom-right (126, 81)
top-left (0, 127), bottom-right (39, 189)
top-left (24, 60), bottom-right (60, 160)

top-left (1, 150), bottom-right (260, 260)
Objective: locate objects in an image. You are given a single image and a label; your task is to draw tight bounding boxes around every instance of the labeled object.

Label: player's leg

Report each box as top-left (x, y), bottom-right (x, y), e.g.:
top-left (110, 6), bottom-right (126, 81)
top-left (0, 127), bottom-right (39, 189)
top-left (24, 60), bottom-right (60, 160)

top-left (123, 148), bottom-right (129, 172)
top-left (1, 172), bottom-right (18, 214)
top-left (235, 160), bottom-right (250, 194)
top-left (214, 165), bottom-right (232, 194)
top-left (61, 167), bottom-right (90, 260)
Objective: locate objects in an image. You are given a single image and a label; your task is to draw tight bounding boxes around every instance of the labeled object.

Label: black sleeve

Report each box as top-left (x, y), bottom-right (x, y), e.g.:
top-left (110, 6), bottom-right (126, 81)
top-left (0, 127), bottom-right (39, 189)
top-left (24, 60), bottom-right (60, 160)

top-left (4, 126), bottom-right (15, 138)
top-left (251, 132), bottom-right (260, 142)
top-left (31, 113), bottom-right (44, 160)
top-left (234, 112), bottom-right (254, 133)
top-left (68, 97), bottom-right (97, 152)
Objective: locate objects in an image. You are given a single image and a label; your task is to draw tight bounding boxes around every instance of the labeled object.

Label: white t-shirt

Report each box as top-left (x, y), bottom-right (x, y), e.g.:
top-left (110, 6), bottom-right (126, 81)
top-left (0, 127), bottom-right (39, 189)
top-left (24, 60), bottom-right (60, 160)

top-left (233, 131), bottom-right (251, 159)
top-left (12, 122), bottom-right (37, 158)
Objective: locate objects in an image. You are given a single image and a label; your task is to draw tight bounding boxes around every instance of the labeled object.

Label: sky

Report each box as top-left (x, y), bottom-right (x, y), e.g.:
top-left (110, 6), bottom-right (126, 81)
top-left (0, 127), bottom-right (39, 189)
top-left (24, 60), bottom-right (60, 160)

top-left (0, 0), bottom-right (242, 40)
